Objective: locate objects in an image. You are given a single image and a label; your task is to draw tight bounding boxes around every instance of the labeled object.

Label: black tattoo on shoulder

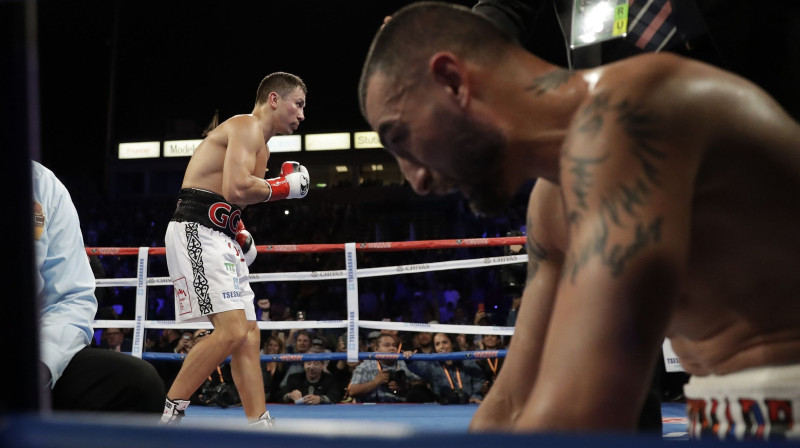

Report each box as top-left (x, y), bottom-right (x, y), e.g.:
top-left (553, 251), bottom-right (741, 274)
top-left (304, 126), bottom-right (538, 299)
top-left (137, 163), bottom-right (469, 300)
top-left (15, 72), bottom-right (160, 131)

top-left (575, 92), bottom-right (612, 135)
top-left (525, 69), bottom-right (573, 96)
top-left (563, 216), bottom-right (663, 283)
top-left (562, 92), bottom-right (668, 282)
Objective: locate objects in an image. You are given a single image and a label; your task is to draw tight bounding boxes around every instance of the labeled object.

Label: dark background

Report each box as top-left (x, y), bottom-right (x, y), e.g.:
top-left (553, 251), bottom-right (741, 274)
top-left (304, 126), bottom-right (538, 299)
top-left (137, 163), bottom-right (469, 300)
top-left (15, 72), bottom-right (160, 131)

top-left (36, 0), bottom-right (462, 188)
top-left (34, 0), bottom-right (570, 194)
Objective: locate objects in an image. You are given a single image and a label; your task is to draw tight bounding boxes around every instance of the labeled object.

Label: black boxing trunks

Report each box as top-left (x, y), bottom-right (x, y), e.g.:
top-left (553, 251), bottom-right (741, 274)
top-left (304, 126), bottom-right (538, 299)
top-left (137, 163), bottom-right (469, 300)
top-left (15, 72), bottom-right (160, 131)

top-left (171, 188), bottom-right (242, 241)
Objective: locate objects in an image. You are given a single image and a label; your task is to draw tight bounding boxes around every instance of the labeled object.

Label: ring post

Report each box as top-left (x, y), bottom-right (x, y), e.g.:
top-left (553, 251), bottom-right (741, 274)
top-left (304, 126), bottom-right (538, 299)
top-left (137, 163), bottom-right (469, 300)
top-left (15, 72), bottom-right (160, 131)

top-left (131, 247), bottom-right (149, 358)
top-left (345, 242), bottom-right (359, 363)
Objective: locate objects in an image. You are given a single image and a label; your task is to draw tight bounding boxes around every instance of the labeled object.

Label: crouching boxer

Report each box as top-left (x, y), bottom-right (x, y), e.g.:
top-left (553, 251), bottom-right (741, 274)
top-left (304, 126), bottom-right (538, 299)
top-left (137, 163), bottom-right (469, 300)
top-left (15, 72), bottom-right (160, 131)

top-left (162, 72), bottom-right (309, 428)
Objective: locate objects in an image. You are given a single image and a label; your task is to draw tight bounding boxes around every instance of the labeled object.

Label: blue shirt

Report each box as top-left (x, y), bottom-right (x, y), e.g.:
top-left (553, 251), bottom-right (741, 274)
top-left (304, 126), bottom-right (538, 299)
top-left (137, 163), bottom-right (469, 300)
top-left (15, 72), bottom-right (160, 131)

top-left (33, 161), bottom-right (97, 388)
top-left (350, 359), bottom-right (422, 403)
top-left (408, 359), bottom-right (485, 401)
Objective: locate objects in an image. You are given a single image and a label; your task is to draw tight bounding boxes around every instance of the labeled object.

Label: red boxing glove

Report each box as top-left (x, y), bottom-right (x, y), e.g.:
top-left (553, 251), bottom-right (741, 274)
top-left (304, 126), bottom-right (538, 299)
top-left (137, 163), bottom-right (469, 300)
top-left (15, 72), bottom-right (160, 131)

top-left (235, 220), bottom-right (257, 266)
top-left (264, 161), bottom-right (310, 202)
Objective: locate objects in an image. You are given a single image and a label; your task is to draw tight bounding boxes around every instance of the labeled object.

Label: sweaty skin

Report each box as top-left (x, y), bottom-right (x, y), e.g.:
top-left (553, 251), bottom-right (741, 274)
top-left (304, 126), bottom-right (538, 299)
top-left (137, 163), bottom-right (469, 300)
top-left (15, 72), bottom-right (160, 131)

top-left (166, 83), bottom-right (306, 422)
top-left (182, 86), bottom-right (306, 206)
top-left (364, 25), bottom-right (800, 432)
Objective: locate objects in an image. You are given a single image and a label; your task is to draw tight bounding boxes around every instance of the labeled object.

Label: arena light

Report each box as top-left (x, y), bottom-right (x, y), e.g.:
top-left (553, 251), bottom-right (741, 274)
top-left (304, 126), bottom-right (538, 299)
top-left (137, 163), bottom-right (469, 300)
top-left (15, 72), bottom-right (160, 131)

top-left (571, 0), bottom-right (626, 48)
top-left (163, 139), bottom-right (202, 157)
top-left (268, 135), bottom-right (302, 152)
top-left (305, 132), bottom-right (351, 151)
top-left (118, 141), bottom-right (160, 159)
top-left (353, 131), bottom-right (382, 149)
top-left (335, 165), bottom-right (349, 173)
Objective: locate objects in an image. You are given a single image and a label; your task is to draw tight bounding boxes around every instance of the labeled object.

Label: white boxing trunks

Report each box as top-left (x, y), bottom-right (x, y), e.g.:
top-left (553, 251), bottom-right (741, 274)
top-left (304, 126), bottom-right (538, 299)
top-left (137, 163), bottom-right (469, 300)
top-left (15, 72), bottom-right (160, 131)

top-left (684, 364), bottom-right (800, 440)
top-left (165, 220), bottom-right (255, 323)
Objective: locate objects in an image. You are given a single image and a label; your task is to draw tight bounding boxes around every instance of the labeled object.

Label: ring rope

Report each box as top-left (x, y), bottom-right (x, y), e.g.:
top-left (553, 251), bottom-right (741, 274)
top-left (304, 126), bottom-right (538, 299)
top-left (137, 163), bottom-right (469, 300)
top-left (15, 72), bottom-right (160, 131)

top-left (94, 254), bottom-right (527, 287)
top-left (87, 236), bottom-right (525, 362)
top-left (85, 236), bottom-right (526, 256)
top-left (93, 318), bottom-right (515, 337)
top-left (141, 349), bottom-right (508, 363)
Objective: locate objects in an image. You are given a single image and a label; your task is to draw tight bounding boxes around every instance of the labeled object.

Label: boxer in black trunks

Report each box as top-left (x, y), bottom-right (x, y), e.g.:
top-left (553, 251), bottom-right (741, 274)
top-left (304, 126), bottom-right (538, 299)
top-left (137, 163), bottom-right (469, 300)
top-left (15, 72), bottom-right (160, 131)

top-left (162, 72), bottom-right (309, 427)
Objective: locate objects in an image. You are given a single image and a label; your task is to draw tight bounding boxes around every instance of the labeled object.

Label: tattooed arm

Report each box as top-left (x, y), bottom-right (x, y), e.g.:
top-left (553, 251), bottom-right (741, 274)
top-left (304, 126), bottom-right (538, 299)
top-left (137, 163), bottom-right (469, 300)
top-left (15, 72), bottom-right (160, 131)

top-left (470, 179), bottom-right (566, 431)
top-left (515, 89), bottom-right (693, 432)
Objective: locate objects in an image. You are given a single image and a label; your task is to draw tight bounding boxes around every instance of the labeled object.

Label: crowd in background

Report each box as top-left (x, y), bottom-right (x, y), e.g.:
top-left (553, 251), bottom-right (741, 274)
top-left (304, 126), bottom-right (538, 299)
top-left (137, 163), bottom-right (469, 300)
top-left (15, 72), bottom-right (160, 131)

top-left (74, 177), bottom-right (686, 407)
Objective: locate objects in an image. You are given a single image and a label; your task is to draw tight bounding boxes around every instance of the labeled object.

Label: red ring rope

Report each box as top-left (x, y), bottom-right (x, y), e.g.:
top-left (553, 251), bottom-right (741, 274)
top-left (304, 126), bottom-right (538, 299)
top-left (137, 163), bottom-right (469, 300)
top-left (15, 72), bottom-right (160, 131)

top-left (85, 236), bottom-right (526, 256)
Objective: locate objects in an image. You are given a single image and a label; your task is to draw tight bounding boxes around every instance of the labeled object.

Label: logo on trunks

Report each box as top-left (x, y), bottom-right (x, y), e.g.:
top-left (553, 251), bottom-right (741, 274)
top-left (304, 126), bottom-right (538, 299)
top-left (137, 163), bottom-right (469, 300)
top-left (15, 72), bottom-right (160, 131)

top-left (174, 277), bottom-right (193, 316)
top-left (208, 202), bottom-right (241, 235)
top-left (221, 290), bottom-right (241, 300)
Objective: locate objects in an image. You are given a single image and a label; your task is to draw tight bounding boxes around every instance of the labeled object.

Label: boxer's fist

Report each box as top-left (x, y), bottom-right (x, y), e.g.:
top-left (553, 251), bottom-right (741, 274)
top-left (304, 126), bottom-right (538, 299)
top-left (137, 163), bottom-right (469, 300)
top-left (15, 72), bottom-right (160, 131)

top-left (235, 221), bottom-right (257, 266)
top-left (264, 161), bottom-right (309, 201)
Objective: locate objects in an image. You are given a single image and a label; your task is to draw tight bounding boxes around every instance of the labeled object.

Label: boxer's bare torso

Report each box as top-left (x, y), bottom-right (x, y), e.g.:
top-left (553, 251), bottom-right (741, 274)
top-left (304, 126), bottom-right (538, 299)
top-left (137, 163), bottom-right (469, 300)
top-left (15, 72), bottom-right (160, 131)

top-left (558, 54), bottom-right (800, 377)
top-left (181, 115), bottom-right (269, 206)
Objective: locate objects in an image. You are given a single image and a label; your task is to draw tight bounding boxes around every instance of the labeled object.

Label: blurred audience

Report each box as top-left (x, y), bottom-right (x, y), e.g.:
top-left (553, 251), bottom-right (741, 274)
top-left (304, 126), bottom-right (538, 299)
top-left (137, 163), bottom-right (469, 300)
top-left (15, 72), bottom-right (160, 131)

top-left (408, 333), bottom-right (486, 405)
top-left (280, 347), bottom-right (342, 405)
top-left (98, 328), bottom-right (133, 352)
top-left (348, 334), bottom-right (431, 403)
top-left (261, 335), bottom-right (288, 403)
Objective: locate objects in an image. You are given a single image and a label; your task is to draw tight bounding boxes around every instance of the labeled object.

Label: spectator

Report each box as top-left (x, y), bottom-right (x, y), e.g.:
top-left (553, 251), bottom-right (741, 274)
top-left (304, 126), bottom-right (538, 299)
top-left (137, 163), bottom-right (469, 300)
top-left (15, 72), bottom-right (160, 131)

top-left (174, 330), bottom-right (194, 355)
top-left (261, 335), bottom-right (288, 403)
top-left (327, 333), bottom-right (358, 401)
top-left (408, 333), bottom-right (486, 405)
top-left (155, 329), bottom-right (182, 353)
top-left (366, 331), bottom-right (381, 352)
top-left (311, 337), bottom-right (329, 352)
top-left (349, 333), bottom-right (429, 403)
top-left (255, 298), bottom-right (272, 322)
top-left (413, 326), bottom-right (436, 354)
top-left (98, 328), bottom-right (132, 352)
top-left (255, 298), bottom-right (272, 342)
top-left (280, 329), bottom-right (313, 388)
top-left (280, 347), bottom-right (342, 405)
top-left (476, 333), bottom-right (506, 397)
top-left (505, 296), bottom-right (521, 327)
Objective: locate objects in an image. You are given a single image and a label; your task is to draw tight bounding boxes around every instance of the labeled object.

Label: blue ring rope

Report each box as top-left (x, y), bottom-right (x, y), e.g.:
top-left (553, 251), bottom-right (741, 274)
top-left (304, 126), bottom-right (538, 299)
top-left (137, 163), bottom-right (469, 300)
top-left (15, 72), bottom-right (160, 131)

top-left (140, 349), bottom-right (507, 363)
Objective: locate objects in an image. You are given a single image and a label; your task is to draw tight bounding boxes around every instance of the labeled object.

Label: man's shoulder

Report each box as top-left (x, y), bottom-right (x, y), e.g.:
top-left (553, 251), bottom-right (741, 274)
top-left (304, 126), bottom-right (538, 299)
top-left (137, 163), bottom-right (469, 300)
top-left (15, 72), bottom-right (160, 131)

top-left (213, 114), bottom-right (259, 135)
top-left (595, 52), bottom-right (735, 110)
top-left (222, 113), bottom-right (257, 125)
top-left (353, 359), bottom-right (377, 371)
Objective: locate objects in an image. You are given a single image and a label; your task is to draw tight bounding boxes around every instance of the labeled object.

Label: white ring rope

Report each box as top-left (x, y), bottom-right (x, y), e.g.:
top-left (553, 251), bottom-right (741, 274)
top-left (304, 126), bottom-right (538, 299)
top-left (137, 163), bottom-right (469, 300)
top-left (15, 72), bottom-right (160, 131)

top-left (89, 239), bottom-right (683, 371)
top-left (90, 239), bottom-right (525, 363)
top-left (93, 254), bottom-right (527, 287)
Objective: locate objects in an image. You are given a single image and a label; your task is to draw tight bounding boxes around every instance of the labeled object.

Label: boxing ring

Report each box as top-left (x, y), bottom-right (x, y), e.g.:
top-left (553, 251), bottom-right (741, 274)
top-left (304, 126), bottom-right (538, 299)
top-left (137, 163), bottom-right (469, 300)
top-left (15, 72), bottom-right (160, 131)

top-left (2, 237), bottom-right (709, 447)
top-left (87, 236), bottom-right (526, 362)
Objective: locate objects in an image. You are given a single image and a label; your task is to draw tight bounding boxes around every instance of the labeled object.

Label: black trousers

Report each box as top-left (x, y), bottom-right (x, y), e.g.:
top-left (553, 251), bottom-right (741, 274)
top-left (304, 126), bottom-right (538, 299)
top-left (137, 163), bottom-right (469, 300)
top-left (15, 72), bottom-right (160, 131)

top-left (51, 347), bottom-right (164, 414)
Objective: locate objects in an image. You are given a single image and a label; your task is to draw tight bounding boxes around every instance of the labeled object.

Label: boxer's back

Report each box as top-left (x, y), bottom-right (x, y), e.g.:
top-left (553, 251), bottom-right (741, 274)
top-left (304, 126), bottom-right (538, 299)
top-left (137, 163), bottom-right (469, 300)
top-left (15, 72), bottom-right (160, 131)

top-left (659, 61), bottom-right (800, 376)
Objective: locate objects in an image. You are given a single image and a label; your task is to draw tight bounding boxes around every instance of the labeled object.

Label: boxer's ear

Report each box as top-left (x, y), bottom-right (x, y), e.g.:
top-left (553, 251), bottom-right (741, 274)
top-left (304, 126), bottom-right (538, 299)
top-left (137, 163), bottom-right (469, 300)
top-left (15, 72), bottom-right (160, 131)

top-left (429, 52), bottom-right (469, 108)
